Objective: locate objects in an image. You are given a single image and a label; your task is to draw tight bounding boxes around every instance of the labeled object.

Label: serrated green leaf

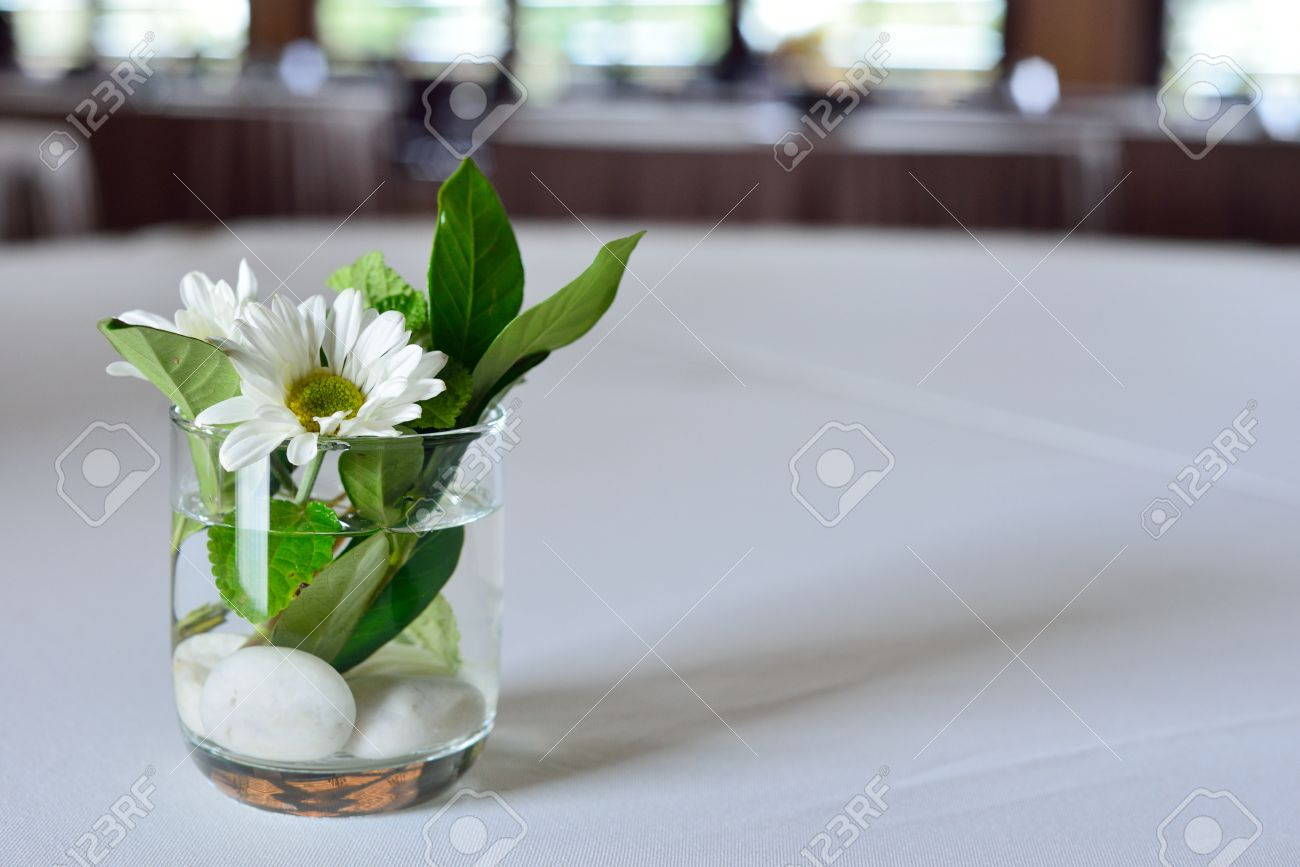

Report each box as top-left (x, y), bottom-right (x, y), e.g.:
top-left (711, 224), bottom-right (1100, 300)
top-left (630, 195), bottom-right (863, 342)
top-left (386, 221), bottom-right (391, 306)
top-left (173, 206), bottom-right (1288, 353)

top-left (396, 594), bottom-right (460, 673)
top-left (272, 531), bottom-right (396, 662)
top-left (468, 231), bottom-right (643, 418)
top-left (327, 251), bottom-right (429, 337)
top-left (208, 500), bottom-right (342, 623)
top-left (338, 436), bottom-right (424, 526)
top-left (428, 159), bottom-right (524, 367)
top-left (333, 526), bottom-right (464, 672)
top-left (414, 358), bottom-right (473, 430)
top-left (98, 319), bottom-right (239, 417)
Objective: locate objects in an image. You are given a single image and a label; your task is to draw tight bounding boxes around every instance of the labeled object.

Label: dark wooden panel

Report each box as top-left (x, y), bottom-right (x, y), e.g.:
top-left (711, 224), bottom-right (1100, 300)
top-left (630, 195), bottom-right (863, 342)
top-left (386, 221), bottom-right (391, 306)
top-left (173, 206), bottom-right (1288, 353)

top-left (1119, 138), bottom-right (1300, 244)
top-left (79, 110), bottom-right (396, 230)
top-left (491, 142), bottom-right (1089, 231)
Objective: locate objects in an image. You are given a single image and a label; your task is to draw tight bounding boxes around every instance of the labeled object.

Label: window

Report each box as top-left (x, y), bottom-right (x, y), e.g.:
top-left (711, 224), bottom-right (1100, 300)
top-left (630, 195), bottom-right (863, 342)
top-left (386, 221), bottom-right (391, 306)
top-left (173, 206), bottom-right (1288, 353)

top-left (316, 0), bottom-right (508, 64)
top-left (2, 0), bottom-right (91, 74)
top-left (2, 0), bottom-right (247, 74)
top-left (515, 0), bottom-right (730, 73)
top-left (96, 0), bottom-right (247, 59)
top-left (743, 0), bottom-right (1005, 81)
top-left (1166, 0), bottom-right (1299, 88)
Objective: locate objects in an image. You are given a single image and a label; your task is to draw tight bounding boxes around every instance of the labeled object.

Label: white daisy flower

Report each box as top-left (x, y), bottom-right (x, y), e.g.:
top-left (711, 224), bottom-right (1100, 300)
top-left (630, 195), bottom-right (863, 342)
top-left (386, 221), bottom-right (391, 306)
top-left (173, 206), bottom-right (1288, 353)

top-left (195, 288), bottom-right (447, 472)
top-left (107, 258), bottom-right (259, 379)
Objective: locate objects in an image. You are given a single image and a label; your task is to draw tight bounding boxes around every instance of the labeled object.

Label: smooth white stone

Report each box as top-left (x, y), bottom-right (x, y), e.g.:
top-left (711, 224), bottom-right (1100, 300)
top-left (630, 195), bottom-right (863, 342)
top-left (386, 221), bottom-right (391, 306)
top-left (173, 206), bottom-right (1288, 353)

top-left (342, 676), bottom-right (486, 760)
top-left (200, 646), bottom-right (357, 762)
top-left (172, 633), bottom-right (249, 737)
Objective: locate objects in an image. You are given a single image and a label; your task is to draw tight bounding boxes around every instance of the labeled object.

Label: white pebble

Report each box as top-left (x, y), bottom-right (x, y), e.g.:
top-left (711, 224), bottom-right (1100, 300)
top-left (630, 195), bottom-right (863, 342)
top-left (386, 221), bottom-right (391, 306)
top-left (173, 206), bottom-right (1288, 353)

top-left (343, 676), bottom-right (486, 760)
top-left (172, 632), bottom-right (248, 738)
top-left (200, 646), bottom-right (356, 762)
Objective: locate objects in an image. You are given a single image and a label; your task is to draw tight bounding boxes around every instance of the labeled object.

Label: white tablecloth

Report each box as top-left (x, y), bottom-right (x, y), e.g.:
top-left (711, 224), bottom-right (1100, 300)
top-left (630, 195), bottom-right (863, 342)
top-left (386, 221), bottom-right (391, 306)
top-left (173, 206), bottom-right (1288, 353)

top-left (4, 219), bottom-right (1299, 865)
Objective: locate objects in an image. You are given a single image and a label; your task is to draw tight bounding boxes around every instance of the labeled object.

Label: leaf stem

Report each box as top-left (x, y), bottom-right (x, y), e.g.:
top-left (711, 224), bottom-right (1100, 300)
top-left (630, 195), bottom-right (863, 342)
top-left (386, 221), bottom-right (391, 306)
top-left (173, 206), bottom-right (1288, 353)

top-left (270, 457), bottom-right (297, 494)
top-left (242, 614), bottom-right (280, 647)
top-left (175, 602), bottom-right (228, 643)
top-left (294, 453), bottom-right (325, 506)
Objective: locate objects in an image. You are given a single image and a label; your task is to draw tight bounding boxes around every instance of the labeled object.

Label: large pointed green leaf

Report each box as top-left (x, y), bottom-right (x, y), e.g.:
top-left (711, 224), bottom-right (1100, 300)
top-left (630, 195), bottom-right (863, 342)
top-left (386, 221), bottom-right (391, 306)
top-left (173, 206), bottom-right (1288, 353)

top-left (428, 159), bottom-right (524, 367)
top-left (272, 531), bottom-right (396, 662)
top-left (338, 436), bottom-right (424, 526)
top-left (471, 351), bottom-right (547, 418)
top-left (97, 319), bottom-right (239, 417)
top-left (333, 526), bottom-right (464, 672)
top-left (468, 231), bottom-right (643, 417)
top-left (396, 594), bottom-right (461, 674)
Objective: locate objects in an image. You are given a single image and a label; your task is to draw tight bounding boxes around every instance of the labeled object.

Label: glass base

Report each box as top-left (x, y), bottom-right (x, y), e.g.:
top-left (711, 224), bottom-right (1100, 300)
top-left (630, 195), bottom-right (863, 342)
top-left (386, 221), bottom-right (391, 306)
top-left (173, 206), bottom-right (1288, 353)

top-left (187, 730), bottom-right (489, 816)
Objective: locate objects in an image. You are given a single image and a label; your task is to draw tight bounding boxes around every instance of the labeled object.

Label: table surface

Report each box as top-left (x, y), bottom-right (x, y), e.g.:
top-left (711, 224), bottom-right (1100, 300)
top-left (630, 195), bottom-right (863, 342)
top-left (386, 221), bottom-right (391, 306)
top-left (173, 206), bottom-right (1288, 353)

top-left (4, 219), bottom-right (1299, 866)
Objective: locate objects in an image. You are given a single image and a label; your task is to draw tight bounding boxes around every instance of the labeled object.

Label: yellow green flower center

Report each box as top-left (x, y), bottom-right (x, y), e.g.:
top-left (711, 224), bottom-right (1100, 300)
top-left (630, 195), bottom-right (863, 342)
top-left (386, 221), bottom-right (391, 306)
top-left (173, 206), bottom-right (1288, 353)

top-left (286, 372), bottom-right (365, 432)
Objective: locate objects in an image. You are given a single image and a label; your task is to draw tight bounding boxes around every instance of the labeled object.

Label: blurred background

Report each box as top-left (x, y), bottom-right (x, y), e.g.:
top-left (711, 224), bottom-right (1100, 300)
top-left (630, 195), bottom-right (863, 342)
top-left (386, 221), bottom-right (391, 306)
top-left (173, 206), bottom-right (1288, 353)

top-left (0, 0), bottom-right (1293, 243)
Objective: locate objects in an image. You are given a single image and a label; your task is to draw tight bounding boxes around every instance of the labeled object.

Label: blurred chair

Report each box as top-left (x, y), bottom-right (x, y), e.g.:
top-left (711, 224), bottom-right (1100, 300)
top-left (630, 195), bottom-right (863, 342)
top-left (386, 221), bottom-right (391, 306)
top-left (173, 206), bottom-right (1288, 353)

top-left (0, 121), bottom-right (97, 240)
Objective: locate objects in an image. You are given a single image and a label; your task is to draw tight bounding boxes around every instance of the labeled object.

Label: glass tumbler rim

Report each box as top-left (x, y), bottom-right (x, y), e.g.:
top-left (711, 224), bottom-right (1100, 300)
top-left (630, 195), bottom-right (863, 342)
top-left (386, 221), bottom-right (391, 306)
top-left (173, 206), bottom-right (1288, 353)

top-left (169, 402), bottom-right (510, 449)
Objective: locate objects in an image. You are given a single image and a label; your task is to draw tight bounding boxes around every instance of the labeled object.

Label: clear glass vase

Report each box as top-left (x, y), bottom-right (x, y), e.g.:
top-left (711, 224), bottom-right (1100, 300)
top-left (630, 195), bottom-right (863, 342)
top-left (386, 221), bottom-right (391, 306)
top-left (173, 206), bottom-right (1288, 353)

top-left (168, 406), bottom-right (511, 816)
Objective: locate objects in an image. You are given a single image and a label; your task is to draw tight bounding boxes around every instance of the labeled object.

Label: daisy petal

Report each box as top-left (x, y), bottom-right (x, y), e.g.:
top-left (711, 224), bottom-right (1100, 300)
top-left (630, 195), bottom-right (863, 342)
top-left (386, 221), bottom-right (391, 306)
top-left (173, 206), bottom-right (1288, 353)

top-left (328, 288), bottom-right (365, 371)
top-left (218, 420), bottom-right (297, 472)
top-left (195, 395), bottom-right (259, 426)
top-left (412, 350), bottom-right (449, 381)
top-left (365, 376), bottom-right (409, 404)
top-left (337, 418), bottom-right (401, 438)
top-left (347, 311), bottom-right (408, 385)
top-left (179, 271), bottom-right (217, 312)
top-left (286, 431), bottom-right (319, 466)
top-left (315, 410), bottom-right (350, 436)
top-left (237, 258), bottom-right (258, 302)
top-left (105, 360), bottom-right (147, 379)
top-left (118, 310), bottom-right (177, 331)
top-left (401, 377), bottom-right (446, 404)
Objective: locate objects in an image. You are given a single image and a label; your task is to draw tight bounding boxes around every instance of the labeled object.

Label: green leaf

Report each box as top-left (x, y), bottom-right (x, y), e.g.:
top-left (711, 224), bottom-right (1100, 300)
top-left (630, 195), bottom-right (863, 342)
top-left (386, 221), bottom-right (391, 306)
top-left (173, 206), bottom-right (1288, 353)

top-left (468, 231), bottom-right (644, 417)
top-left (207, 500), bottom-right (342, 624)
top-left (342, 641), bottom-right (456, 679)
top-left (471, 351), bottom-right (548, 418)
top-left (171, 511), bottom-right (204, 553)
top-left (414, 358), bottom-right (473, 430)
top-left (337, 436), bottom-right (424, 526)
top-left (327, 251), bottom-right (429, 338)
top-left (428, 159), bottom-right (524, 367)
top-left (396, 595), bottom-right (460, 674)
top-left (333, 526), bottom-right (464, 672)
top-left (184, 431), bottom-right (236, 515)
top-left (272, 531), bottom-right (396, 662)
top-left (98, 319), bottom-right (239, 417)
